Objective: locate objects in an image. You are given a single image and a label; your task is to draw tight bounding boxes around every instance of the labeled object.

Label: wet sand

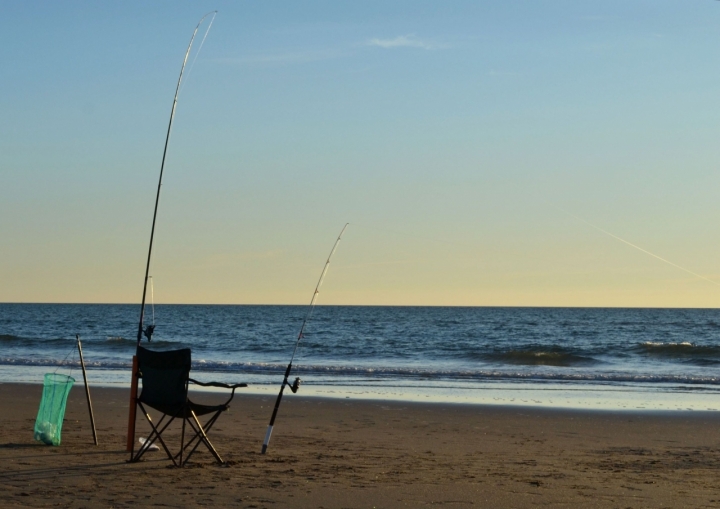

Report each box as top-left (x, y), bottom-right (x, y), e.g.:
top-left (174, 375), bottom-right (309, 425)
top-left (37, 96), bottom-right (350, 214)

top-left (1, 383), bottom-right (720, 508)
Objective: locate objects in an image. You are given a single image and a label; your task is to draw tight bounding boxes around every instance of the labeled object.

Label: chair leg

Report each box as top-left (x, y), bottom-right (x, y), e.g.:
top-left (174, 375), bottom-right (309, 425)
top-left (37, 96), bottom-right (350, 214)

top-left (180, 410), bottom-right (222, 462)
top-left (179, 412), bottom-right (187, 466)
top-left (131, 403), bottom-right (178, 466)
top-left (181, 410), bottom-right (224, 466)
top-left (137, 413), bottom-right (167, 455)
top-left (145, 414), bottom-right (177, 465)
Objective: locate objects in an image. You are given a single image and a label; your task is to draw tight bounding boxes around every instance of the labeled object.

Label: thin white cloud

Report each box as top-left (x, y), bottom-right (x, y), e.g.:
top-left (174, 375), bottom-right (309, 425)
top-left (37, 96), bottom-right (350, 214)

top-left (366, 35), bottom-right (441, 50)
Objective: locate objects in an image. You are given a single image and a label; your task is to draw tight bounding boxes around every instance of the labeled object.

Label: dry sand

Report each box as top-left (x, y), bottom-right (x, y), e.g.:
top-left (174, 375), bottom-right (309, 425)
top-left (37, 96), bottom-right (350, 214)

top-left (1, 383), bottom-right (720, 508)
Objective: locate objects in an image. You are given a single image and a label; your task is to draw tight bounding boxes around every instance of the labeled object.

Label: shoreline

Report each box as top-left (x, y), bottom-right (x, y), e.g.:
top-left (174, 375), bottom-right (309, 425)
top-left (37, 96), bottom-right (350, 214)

top-left (2, 383), bottom-right (720, 507)
top-left (3, 364), bottom-right (720, 412)
top-left (7, 377), bottom-right (720, 414)
top-left (7, 381), bottom-right (720, 416)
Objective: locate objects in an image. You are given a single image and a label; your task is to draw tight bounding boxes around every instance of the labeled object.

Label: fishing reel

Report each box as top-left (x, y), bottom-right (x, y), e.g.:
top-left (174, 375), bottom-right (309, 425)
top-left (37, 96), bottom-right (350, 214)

top-left (286, 377), bottom-right (301, 394)
top-left (143, 324), bottom-right (155, 342)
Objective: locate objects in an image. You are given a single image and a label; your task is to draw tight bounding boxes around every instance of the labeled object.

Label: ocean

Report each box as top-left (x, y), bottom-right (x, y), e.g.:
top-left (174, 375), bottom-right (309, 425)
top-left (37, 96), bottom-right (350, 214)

top-left (2, 303), bottom-right (719, 411)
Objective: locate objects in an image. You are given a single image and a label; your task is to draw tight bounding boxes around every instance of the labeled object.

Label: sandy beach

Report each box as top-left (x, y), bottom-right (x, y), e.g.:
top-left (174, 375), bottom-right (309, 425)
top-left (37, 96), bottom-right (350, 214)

top-left (1, 383), bottom-right (720, 508)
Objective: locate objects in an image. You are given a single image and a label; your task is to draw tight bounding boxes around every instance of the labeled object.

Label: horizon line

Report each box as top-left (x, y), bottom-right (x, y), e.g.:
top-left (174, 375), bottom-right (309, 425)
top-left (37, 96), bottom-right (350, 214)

top-left (0, 301), bottom-right (718, 310)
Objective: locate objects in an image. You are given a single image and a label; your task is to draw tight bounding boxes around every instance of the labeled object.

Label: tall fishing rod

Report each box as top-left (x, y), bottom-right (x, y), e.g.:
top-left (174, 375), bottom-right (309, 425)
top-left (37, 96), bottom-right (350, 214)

top-left (126, 12), bottom-right (217, 454)
top-left (136, 11), bottom-right (217, 345)
top-left (261, 223), bottom-right (349, 454)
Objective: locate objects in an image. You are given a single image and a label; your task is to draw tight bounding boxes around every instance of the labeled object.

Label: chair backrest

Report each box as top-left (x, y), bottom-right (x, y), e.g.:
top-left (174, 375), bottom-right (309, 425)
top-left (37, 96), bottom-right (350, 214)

top-left (137, 346), bottom-right (191, 413)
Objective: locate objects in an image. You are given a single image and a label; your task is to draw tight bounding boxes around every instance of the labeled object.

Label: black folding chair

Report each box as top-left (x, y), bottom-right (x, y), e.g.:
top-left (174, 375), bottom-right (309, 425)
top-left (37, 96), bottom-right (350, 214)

top-left (129, 346), bottom-right (247, 467)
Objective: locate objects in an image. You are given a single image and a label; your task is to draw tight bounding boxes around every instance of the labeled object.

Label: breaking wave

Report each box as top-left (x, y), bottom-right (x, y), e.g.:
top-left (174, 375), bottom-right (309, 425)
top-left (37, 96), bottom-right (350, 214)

top-left (635, 342), bottom-right (720, 365)
top-left (1, 357), bottom-right (718, 386)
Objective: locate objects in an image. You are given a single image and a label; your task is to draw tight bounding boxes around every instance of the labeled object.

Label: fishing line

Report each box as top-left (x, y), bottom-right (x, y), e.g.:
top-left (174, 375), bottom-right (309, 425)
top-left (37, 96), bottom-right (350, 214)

top-left (261, 223), bottom-right (349, 455)
top-left (149, 276), bottom-right (155, 326)
top-left (179, 11), bottom-right (217, 97)
top-left (555, 206), bottom-right (720, 287)
top-left (127, 12), bottom-right (218, 453)
top-left (54, 341), bottom-right (78, 380)
top-left (136, 11), bottom-right (217, 346)
top-left (141, 275), bottom-right (156, 339)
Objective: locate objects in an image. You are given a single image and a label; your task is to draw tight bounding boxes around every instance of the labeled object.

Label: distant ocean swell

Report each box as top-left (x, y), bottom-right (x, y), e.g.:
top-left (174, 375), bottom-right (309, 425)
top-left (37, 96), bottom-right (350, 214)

top-left (4, 333), bottom-right (720, 366)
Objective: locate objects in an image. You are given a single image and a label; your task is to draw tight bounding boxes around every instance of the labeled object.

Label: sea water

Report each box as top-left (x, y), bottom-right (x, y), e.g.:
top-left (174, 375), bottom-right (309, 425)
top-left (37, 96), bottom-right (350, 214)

top-left (1, 304), bottom-right (719, 411)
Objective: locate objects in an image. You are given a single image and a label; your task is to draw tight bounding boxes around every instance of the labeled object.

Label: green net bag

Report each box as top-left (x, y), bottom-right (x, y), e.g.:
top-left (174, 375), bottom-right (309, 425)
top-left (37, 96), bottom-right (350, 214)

top-left (34, 373), bottom-right (75, 446)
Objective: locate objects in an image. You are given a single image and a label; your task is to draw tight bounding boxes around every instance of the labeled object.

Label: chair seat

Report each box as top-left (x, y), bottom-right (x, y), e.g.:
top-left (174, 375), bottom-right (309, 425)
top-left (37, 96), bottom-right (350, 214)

top-left (139, 398), bottom-right (229, 418)
top-left (188, 399), bottom-right (229, 417)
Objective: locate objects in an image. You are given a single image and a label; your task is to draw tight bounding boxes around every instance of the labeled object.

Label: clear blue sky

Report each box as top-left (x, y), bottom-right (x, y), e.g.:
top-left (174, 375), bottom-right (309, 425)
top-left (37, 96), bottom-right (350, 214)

top-left (2, 0), bottom-right (720, 306)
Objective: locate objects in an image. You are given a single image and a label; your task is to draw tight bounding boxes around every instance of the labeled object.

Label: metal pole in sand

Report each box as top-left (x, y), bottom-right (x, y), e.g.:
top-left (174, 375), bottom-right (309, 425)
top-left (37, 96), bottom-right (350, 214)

top-left (76, 335), bottom-right (98, 445)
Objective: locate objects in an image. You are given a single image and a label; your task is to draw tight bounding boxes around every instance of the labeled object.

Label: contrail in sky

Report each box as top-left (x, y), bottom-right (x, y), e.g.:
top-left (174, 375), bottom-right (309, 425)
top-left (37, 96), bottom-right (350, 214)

top-left (555, 206), bottom-right (720, 287)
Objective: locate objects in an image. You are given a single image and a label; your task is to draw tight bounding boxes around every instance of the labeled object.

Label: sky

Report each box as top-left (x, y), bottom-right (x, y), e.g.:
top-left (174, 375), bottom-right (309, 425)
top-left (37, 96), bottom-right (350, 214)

top-left (2, 0), bottom-right (720, 307)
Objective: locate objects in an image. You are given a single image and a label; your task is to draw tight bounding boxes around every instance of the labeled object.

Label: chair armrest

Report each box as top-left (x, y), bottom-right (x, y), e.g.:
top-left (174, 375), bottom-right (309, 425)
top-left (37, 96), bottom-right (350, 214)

top-left (189, 378), bottom-right (248, 389)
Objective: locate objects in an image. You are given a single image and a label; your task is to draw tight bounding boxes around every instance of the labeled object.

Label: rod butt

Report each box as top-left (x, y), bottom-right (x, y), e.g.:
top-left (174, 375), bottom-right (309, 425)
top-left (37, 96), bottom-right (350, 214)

top-left (261, 425), bottom-right (273, 454)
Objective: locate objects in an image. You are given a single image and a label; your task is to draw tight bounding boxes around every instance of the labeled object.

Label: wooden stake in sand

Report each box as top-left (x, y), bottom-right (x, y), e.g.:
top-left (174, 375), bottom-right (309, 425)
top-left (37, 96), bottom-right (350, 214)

top-left (76, 335), bottom-right (98, 445)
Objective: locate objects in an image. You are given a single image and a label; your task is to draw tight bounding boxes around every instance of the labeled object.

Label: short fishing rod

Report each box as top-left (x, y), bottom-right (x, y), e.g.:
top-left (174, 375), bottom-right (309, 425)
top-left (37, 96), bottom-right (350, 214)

top-left (136, 11), bottom-right (217, 345)
top-left (261, 223), bottom-right (349, 454)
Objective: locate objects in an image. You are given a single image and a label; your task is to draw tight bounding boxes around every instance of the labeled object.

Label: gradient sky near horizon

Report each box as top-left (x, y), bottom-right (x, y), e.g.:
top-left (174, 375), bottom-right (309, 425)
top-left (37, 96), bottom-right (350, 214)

top-left (2, 0), bottom-right (720, 307)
